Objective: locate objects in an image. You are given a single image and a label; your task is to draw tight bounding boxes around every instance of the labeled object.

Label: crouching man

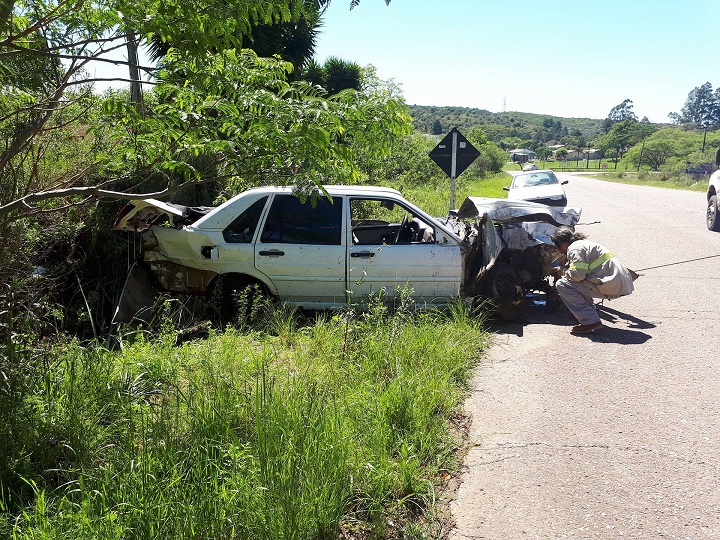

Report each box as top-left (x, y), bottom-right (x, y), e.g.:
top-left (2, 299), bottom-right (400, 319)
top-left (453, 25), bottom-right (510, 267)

top-left (550, 226), bottom-right (635, 334)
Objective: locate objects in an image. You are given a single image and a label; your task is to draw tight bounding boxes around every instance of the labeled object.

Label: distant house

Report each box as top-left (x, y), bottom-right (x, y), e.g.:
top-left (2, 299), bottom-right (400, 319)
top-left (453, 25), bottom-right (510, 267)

top-left (564, 148), bottom-right (601, 161)
top-left (509, 148), bottom-right (535, 163)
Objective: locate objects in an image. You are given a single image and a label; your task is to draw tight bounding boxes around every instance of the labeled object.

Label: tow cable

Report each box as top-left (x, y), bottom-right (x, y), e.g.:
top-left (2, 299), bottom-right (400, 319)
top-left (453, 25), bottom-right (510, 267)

top-left (634, 253), bottom-right (720, 273)
top-left (575, 221), bottom-right (720, 273)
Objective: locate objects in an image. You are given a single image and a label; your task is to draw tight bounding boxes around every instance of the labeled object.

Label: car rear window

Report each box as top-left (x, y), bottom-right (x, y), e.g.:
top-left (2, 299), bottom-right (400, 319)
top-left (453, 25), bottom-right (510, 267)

top-left (260, 195), bottom-right (342, 245)
top-left (223, 196), bottom-right (269, 243)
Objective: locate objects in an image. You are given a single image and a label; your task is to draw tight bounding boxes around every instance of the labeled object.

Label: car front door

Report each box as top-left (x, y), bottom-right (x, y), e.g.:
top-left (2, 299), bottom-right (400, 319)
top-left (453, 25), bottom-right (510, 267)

top-left (347, 197), bottom-right (461, 306)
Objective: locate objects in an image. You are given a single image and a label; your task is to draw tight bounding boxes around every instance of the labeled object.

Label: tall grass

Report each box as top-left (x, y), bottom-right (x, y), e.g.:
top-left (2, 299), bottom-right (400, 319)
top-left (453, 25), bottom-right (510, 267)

top-left (1, 298), bottom-right (489, 538)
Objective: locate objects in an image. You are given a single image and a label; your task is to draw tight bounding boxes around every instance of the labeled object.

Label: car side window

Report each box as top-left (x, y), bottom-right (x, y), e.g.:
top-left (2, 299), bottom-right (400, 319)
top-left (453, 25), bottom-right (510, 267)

top-left (223, 196), bottom-right (268, 243)
top-left (260, 195), bottom-right (342, 245)
top-left (350, 198), bottom-right (436, 244)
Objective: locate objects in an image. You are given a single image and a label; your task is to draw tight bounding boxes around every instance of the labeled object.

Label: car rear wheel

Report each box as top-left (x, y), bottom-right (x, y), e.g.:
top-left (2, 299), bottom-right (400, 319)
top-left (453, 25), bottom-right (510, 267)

top-left (707, 195), bottom-right (720, 232)
top-left (211, 274), bottom-right (270, 327)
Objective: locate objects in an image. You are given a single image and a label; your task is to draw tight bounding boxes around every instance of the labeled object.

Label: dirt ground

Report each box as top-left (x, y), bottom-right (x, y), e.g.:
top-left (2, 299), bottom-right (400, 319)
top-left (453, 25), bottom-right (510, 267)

top-left (447, 173), bottom-right (720, 539)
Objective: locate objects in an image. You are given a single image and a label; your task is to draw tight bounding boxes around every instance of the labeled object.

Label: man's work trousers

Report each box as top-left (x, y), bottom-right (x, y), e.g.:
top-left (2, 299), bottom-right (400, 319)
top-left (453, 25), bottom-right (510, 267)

top-left (555, 277), bottom-right (603, 325)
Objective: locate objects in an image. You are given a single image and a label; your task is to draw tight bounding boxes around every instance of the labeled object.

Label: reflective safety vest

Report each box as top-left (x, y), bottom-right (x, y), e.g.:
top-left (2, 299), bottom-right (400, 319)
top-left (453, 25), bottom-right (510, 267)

top-left (565, 239), bottom-right (634, 299)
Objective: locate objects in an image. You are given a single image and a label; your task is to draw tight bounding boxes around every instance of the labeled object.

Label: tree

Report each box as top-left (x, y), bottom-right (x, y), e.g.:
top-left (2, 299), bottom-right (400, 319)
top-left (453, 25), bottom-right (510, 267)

top-left (669, 82), bottom-right (720, 128)
top-left (473, 142), bottom-right (509, 174)
top-left (321, 57), bottom-right (362, 94)
top-left (534, 145), bottom-right (552, 161)
top-left (1, 0), bottom-right (314, 164)
top-left (669, 82), bottom-right (720, 151)
top-left (300, 56), bottom-right (362, 95)
top-left (598, 120), bottom-right (642, 160)
top-left (601, 99), bottom-right (637, 133)
top-left (371, 132), bottom-right (442, 185)
top-left (624, 127), bottom-right (704, 171)
top-left (461, 127), bottom-right (505, 175)
top-left (556, 147), bottom-right (568, 161)
top-left (466, 126), bottom-right (488, 147)
top-left (499, 136), bottom-right (522, 150)
top-left (1, 50), bottom-right (411, 217)
top-left (147, 0), bottom-right (323, 79)
top-left (1, 0), bottom-right (410, 212)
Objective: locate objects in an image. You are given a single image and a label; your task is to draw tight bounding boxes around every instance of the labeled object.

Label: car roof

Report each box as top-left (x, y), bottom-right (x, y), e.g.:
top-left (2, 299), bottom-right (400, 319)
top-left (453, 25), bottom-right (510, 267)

top-left (515, 169), bottom-right (556, 176)
top-left (239, 185), bottom-right (403, 197)
top-left (189, 184), bottom-right (463, 242)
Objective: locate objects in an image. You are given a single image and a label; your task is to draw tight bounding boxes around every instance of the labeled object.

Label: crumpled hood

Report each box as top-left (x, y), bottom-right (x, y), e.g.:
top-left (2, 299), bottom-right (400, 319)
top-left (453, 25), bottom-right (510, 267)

top-left (456, 197), bottom-right (581, 227)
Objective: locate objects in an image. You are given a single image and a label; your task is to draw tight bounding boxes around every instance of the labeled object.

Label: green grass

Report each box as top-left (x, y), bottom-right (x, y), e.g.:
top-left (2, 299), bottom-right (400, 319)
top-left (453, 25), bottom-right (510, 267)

top-left (592, 169), bottom-right (707, 191)
top-left (0, 298), bottom-right (489, 539)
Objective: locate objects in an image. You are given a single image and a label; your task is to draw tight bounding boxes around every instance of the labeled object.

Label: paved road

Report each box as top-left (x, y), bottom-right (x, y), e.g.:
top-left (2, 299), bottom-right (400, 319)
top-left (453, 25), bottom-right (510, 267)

top-left (449, 173), bottom-right (720, 539)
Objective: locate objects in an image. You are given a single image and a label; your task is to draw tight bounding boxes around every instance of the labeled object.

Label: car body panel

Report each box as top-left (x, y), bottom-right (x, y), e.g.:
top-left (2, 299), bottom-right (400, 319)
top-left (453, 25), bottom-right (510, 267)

top-left (254, 242), bottom-right (348, 304)
top-left (348, 242), bottom-right (462, 304)
top-left (113, 199), bottom-right (214, 232)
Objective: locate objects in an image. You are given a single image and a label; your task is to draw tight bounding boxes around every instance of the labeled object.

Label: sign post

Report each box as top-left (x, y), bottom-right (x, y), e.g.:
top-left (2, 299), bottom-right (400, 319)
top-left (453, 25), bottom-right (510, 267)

top-left (429, 127), bottom-right (480, 210)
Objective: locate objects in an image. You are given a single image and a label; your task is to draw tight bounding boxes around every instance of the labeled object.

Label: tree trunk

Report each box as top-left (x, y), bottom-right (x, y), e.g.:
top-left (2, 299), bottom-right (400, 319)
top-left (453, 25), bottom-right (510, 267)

top-left (126, 33), bottom-right (144, 117)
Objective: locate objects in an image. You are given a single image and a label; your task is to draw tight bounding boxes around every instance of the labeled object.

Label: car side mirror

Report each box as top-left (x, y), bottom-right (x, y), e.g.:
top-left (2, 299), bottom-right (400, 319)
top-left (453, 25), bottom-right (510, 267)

top-left (561, 180), bottom-right (568, 185)
top-left (503, 187), bottom-right (510, 191)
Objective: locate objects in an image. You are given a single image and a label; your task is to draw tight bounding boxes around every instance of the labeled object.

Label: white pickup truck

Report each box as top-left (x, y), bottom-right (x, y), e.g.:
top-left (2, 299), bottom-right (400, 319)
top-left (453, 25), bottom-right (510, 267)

top-left (707, 168), bottom-right (720, 231)
top-left (112, 185), bottom-right (580, 322)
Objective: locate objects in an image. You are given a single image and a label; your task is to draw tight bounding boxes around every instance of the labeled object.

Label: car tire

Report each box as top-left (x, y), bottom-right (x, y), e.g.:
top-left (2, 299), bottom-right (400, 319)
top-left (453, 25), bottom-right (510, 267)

top-left (483, 263), bottom-right (526, 320)
top-left (707, 195), bottom-right (720, 232)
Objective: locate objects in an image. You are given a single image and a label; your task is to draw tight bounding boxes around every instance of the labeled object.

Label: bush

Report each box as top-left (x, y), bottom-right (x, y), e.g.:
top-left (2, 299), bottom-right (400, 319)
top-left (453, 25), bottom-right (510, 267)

top-left (473, 142), bottom-right (508, 175)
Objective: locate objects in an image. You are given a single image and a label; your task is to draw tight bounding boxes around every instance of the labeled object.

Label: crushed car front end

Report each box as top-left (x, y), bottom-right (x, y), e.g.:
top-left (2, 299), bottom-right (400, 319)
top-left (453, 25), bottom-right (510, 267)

top-left (451, 197), bottom-right (582, 318)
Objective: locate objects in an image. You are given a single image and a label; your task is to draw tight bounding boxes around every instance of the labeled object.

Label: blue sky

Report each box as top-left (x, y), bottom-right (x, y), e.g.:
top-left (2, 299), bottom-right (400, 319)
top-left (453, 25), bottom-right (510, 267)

top-left (313, 0), bottom-right (720, 122)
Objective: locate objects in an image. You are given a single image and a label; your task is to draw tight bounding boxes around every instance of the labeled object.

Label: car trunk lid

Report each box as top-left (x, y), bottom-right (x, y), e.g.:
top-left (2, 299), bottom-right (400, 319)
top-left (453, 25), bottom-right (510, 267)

top-left (112, 199), bottom-right (215, 232)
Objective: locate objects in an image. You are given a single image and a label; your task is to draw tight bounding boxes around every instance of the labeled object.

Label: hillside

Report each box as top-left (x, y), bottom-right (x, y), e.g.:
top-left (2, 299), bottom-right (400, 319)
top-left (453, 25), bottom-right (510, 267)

top-left (408, 105), bottom-right (604, 147)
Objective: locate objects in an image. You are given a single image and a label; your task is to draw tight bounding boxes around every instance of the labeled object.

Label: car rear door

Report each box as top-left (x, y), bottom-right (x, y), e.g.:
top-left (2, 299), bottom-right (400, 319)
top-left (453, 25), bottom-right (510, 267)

top-left (253, 194), bottom-right (347, 307)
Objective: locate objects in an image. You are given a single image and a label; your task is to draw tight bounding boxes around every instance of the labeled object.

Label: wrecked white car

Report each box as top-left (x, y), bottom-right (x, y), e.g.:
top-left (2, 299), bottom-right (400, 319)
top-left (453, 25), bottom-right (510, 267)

top-left (111, 185), bottom-right (581, 323)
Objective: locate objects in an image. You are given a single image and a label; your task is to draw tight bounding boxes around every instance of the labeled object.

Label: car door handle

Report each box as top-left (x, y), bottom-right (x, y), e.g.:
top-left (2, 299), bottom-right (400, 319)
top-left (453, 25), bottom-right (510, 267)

top-left (351, 252), bottom-right (375, 258)
top-left (259, 250), bottom-right (285, 257)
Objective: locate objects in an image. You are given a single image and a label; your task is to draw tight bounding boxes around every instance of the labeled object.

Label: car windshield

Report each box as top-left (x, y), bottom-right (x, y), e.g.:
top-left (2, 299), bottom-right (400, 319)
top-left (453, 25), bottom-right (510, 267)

top-left (512, 172), bottom-right (558, 188)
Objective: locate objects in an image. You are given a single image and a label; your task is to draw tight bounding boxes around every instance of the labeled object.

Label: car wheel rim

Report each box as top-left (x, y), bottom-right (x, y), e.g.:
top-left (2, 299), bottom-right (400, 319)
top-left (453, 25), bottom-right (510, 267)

top-left (493, 271), bottom-right (523, 303)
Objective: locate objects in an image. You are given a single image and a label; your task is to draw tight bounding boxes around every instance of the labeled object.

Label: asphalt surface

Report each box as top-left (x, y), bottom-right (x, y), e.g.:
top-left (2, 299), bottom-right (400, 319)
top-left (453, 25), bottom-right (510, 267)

top-left (449, 172), bottom-right (720, 539)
